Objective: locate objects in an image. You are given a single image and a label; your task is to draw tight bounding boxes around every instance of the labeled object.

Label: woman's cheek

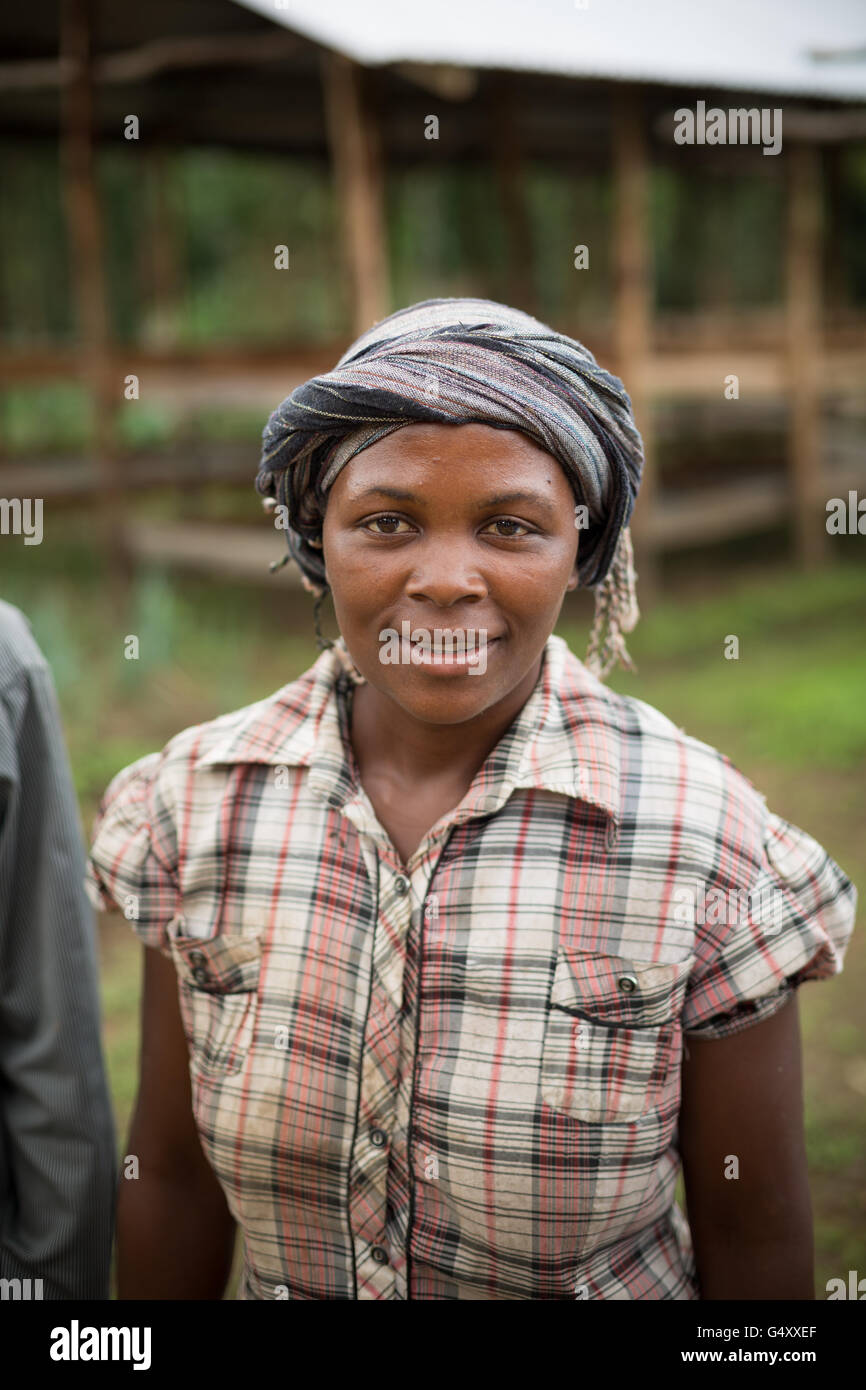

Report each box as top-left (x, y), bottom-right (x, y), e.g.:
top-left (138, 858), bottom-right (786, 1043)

top-left (489, 556), bottom-right (571, 606)
top-left (334, 557), bottom-right (397, 606)
top-left (330, 534), bottom-right (390, 578)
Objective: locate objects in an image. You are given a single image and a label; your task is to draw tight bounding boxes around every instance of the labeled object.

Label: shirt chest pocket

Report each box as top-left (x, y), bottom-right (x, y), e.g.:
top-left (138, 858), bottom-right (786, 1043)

top-left (167, 916), bottom-right (263, 1078)
top-left (540, 948), bottom-right (694, 1123)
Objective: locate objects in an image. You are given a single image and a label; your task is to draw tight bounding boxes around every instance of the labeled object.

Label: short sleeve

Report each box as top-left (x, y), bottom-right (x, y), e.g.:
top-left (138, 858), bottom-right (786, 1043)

top-left (681, 810), bottom-right (857, 1040)
top-left (85, 750), bottom-right (179, 956)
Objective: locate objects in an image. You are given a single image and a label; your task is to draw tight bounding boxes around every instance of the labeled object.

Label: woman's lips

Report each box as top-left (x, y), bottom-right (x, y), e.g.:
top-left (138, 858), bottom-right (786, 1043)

top-left (419, 639), bottom-right (498, 666)
top-left (378, 622), bottom-right (504, 675)
top-left (398, 634), bottom-right (500, 672)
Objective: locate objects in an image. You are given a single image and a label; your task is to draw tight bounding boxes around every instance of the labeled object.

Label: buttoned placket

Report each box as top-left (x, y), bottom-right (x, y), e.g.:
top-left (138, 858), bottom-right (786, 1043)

top-left (337, 786), bottom-right (456, 1298)
top-left (305, 662), bottom-right (555, 1297)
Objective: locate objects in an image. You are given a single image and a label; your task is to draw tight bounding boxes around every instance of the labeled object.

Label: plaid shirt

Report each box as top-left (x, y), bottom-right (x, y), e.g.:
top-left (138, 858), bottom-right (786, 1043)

top-left (86, 633), bottom-right (856, 1300)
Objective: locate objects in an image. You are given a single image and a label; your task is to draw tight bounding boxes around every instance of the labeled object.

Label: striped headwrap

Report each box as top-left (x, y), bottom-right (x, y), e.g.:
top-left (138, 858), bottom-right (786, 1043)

top-left (255, 298), bottom-right (644, 678)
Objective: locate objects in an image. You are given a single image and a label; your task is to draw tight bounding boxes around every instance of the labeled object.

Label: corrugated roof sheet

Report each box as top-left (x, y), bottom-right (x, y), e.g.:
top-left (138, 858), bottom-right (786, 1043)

top-left (235, 0), bottom-right (866, 100)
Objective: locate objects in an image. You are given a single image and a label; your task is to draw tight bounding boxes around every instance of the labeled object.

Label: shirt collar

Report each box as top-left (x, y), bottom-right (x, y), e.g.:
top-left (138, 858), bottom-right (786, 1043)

top-left (195, 633), bottom-right (621, 824)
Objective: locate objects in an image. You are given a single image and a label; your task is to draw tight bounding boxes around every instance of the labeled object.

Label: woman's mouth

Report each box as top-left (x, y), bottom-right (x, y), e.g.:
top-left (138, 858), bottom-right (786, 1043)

top-left (386, 625), bottom-right (500, 675)
top-left (414, 638), bottom-right (499, 671)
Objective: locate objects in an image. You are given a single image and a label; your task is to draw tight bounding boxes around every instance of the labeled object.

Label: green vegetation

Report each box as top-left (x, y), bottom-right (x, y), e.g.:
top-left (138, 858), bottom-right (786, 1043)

top-left (595, 562), bottom-right (866, 770)
top-left (3, 141), bottom-right (865, 356)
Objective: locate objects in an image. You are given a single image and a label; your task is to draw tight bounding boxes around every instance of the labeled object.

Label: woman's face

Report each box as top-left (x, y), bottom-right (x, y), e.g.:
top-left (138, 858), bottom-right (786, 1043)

top-left (321, 422), bottom-right (580, 726)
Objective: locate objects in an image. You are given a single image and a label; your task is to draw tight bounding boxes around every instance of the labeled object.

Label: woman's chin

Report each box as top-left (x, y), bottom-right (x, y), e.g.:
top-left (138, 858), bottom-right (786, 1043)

top-left (377, 672), bottom-right (506, 724)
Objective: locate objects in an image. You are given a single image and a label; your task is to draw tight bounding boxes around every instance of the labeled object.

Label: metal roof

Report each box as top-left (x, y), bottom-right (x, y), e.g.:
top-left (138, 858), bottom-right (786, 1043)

top-left (237, 0), bottom-right (866, 101)
top-left (1, 0), bottom-right (863, 156)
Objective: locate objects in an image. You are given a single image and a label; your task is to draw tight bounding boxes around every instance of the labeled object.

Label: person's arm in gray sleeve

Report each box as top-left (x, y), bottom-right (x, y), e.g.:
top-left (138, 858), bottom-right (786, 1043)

top-left (0, 613), bottom-right (117, 1299)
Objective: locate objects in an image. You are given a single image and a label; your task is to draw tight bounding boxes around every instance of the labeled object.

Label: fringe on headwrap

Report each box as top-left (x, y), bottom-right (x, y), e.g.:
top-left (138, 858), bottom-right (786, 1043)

top-left (583, 527), bottom-right (640, 680)
top-left (303, 566), bottom-right (368, 685)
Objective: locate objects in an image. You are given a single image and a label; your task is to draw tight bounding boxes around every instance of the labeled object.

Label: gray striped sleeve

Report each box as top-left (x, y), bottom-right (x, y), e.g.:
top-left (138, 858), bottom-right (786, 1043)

top-left (0, 601), bottom-right (117, 1299)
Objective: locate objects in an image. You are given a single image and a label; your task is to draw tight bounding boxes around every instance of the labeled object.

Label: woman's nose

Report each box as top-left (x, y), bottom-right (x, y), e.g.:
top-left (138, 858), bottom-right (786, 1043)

top-left (403, 537), bottom-right (488, 606)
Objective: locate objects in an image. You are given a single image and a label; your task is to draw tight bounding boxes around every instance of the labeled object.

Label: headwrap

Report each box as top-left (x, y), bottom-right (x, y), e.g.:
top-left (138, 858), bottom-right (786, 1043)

top-left (255, 298), bottom-right (644, 679)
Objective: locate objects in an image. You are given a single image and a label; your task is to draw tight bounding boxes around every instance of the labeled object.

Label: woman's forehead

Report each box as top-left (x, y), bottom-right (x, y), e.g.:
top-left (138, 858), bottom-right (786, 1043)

top-left (337, 421), bottom-right (561, 471)
top-left (326, 437), bottom-right (575, 515)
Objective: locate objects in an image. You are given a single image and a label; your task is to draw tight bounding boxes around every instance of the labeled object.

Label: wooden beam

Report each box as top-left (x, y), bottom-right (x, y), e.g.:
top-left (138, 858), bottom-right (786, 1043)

top-left (782, 108), bottom-right (866, 143)
top-left (785, 141), bottom-right (825, 568)
top-left (0, 31), bottom-right (301, 91)
top-left (3, 338), bottom-right (864, 397)
top-left (0, 451), bottom-right (253, 500)
top-left (644, 475), bottom-right (788, 547)
top-left (60, 0), bottom-right (130, 595)
top-left (127, 522), bottom-right (304, 585)
top-left (393, 63), bottom-right (478, 102)
top-left (612, 83), bottom-right (657, 596)
top-left (320, 53), bottom-right (389, 336)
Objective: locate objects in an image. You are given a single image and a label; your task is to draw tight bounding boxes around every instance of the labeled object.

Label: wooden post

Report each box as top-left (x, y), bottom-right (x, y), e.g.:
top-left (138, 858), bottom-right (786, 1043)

top-left (141, 149), bottom-right (183, 349)
top-left (612, 83), bottom-right (656, 597)
top-left (490, 75), bottom-right (536, 315)
top-left (785, 141), bottom-right (825, 568)
top-left (320, 52), bottom-right (388, 336)
top-left (60, 0), bottom-right (130, 596)
top-left (823, 144), bottom-right (846, 325)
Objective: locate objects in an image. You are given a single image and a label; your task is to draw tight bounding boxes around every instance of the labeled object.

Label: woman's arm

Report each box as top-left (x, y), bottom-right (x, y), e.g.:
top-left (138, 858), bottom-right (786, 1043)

top-left (678, 992), bottom-right (815, 1299)
top-left (117, 945), bottom-right (237, 1299)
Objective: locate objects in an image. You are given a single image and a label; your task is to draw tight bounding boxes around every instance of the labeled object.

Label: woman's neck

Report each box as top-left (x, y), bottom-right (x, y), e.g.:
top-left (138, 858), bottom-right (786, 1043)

top-left (347, 655), bottom-right (543, 792)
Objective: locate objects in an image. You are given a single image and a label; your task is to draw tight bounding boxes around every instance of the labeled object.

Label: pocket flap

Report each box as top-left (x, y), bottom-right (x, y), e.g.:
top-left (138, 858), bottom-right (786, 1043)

top-left (167, 916), bottom-right (263, 994)
top-left (550, 949), bottom-right (694, 1027)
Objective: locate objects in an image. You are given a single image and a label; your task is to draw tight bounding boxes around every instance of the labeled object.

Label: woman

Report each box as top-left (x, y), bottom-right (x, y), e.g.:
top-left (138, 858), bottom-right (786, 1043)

top-left (88, 298), bottom-right (856, 1300)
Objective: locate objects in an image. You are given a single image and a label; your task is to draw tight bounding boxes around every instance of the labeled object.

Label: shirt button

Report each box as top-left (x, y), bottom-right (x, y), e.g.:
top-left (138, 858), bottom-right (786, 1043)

top-left (192, 966), bottom-right (210, 985)
top-left (618, 974), bottom-right (638, 993)
top-left (606, 823), bottom-right (617, 850)
top-left (394, 875), bottom-right (410, 896)
top-left (189, 950), bottom-right (207, 967)
top-left (371, 1246), bottom-right (388, 1264)
top-left (370, 1128), bottom-right (387, 1148)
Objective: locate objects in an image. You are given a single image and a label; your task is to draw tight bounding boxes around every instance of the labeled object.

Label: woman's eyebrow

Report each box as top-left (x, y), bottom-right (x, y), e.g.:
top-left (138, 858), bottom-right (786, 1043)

top-left (352, 486), bottom-right (420, 503)
top-left (352, 485), bottom-right (556, 516)
top-left (482, 490), bottom-right (556, 515)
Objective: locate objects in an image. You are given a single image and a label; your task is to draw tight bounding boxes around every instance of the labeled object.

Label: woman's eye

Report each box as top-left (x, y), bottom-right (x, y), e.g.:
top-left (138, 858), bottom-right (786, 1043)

top-left (366, 514), bottom-right (412, 534)
top-left (363, 515), bottom-right (532, 538)
top-left (486, 518), bottom-right (531, 538)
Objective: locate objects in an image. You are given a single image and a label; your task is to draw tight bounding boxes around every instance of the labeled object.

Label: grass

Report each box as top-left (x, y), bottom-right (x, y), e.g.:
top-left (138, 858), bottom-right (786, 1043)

top-left (2, 517), bottom-right (863, 1299)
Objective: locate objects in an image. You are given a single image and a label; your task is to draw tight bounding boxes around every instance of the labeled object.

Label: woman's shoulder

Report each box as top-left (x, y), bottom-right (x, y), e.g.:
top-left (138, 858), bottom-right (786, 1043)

top-left (123, 660), bottom-right (326, 791)
top-left (92, 660), bottom-right (327, 851)
top-left (558, 652), bottom-right (856, 1023)
top-left (559, 643), bottom-right (768, 825)
top-left (86, 660), bottom-right (326, 930)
